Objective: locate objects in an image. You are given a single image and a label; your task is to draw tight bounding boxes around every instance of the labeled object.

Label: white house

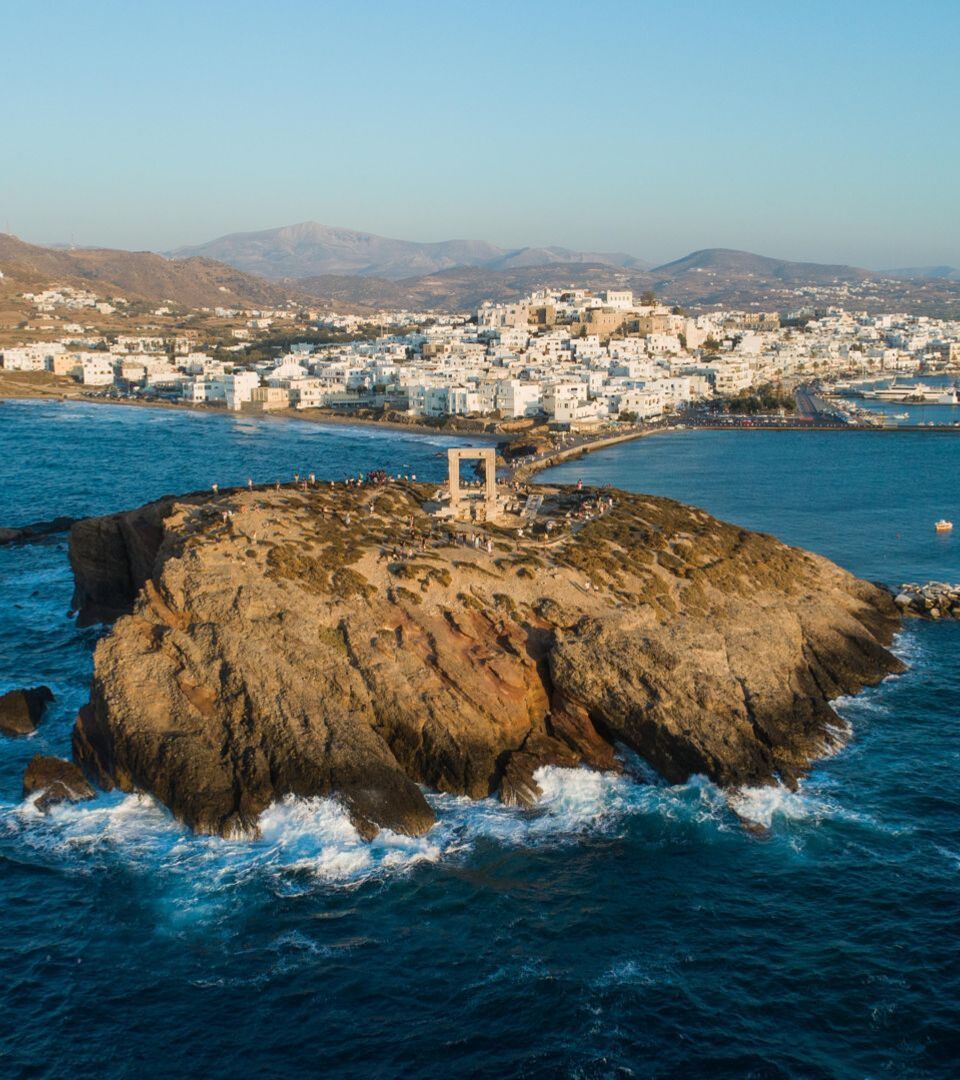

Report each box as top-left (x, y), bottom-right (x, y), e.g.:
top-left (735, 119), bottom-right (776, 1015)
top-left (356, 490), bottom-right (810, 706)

top-left (496, 379), bottom-right (542, 418)
top-left (223, 371), bottom-right (261, 411)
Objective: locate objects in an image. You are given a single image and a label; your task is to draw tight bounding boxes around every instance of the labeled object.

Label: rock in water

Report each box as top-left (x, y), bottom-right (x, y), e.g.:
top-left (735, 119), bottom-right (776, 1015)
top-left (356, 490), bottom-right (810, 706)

top-left (69, 483), bottom-right (904, 839)
top-left (23, 754), bottom-right (95, 812)
top-left (0, 515), bottom-right (78, 546)
top-left (0, 686), bottom-right (54, 736)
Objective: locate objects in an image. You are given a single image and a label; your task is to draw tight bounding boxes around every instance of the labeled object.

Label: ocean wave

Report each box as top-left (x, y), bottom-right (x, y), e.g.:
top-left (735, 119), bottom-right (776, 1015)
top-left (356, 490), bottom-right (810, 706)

top-left (889, 624), bottom-right (926, 667)
top-left (3, 758), bottom-right (892, 897)
top-left (728, 783), bottom-right (828, 828)
top-left (3, 766), bottom-right (648, 888)
top-left (727, 776), bottom-right (909, 837)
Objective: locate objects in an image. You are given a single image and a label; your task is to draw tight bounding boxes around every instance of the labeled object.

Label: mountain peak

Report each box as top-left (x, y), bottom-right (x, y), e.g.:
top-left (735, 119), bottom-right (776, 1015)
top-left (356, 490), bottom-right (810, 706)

top-left (170, 223), bottom-right (651, 281)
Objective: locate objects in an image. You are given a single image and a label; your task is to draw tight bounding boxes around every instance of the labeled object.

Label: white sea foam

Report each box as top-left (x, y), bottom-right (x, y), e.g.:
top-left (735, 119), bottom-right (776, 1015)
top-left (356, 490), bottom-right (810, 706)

top-left (3, 756), bottom-right (881, 895)
top-left (256, 794), bottom-right (444, 882)
top-left (728, 776), bottom-right (902, 835)
top-left (3, 766), bottom-right (645, 889)
top-left (728, 783), bottom-right (825, 828)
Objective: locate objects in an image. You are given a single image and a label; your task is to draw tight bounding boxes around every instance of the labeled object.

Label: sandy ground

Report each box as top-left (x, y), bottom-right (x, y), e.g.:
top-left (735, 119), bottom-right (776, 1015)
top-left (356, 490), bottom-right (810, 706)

top-left (0, 371), bottom-right (84, 399)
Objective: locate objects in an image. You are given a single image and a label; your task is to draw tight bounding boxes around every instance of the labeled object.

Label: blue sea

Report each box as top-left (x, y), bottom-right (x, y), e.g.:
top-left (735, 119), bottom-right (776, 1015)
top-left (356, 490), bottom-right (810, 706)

top-left (1, 402), bottom-right (958, 1078)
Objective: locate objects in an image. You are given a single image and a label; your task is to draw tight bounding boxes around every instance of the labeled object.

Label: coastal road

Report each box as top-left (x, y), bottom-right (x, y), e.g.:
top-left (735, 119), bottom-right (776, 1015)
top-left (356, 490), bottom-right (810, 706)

top-left (795, 387), bottom-right (849, 424)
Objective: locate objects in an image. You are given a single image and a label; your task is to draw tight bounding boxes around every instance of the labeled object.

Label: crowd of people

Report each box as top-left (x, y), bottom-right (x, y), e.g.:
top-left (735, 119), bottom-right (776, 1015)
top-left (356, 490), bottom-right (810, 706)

top-left (203, 467), bottom-right (616, 569)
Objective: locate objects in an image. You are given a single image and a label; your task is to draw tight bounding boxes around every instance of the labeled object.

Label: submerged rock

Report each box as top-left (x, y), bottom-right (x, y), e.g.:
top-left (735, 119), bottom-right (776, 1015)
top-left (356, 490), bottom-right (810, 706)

top-left (0, 686), bottom-right (54, 736)
top-left (69, 482), bottom-right (903, 839)
top-left (23, 754), bottom-right (95, 812)
top-left (0, 516), bottom-right (77, 546)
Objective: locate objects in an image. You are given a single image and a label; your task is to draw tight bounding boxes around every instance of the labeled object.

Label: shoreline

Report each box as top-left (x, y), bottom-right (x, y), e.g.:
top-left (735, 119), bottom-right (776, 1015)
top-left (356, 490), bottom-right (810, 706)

top-left (5, 381), bottom-right (958, 490)
top-left (0, 383), bottom-right (503, 442)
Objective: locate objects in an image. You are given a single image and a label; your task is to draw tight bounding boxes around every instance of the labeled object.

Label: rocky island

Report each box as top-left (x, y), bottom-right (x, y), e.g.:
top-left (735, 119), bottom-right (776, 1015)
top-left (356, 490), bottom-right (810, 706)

top-left (64, 466), bottom-right (904, 840)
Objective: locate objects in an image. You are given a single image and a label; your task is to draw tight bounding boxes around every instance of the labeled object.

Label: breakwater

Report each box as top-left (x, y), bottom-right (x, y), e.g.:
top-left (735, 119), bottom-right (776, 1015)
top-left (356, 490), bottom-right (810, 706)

top-left (895, 581), bottom-right (960, 619)
top-left (513, 428), bottom-right (654, 481)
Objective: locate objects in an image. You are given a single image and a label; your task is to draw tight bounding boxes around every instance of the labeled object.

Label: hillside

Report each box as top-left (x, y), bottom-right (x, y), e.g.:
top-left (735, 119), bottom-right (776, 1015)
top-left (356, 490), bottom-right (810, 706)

top-left (0, 234), bottom-right (297, 308)
top-left (171, 221), bottom-right (651, 280)
top-left (650, 248), bottom-right (874, 284)
top-left (294, 250), bottom-right (960, 317)
top-left (295, 263), bottom-right (656, 311)
top-left (645, 248), bottom-right (960, 315)
top-left (888, 265), bottom-right (960, 282)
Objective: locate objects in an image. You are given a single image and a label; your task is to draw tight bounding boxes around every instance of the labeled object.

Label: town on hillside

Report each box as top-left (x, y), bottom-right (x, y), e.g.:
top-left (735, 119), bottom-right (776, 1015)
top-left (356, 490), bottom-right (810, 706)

top-left (2, 284), bottom-right (959, 430)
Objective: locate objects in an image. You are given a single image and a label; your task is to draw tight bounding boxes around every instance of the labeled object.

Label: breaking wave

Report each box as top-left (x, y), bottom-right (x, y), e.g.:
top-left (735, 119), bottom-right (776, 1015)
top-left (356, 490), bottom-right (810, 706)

top-left (2, 753), bottom-right (889, 907)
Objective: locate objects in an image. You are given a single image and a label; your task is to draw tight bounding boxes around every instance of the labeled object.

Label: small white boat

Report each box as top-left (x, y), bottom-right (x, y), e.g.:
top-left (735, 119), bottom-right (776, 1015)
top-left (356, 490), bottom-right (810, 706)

top-left (935, 519), bottom-right (953, 533)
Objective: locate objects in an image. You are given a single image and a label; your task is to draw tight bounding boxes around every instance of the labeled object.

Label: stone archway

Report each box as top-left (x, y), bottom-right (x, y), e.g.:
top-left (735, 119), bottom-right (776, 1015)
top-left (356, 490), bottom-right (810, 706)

top-left (447, 447), bottom-right (498, 521)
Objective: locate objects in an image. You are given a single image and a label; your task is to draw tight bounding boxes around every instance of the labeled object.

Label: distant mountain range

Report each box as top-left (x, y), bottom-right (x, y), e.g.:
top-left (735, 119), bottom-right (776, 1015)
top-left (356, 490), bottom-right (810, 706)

top-left (170, 222), bottom-right (652, 280)
top-left (3, 228), bottom-right (960, 319)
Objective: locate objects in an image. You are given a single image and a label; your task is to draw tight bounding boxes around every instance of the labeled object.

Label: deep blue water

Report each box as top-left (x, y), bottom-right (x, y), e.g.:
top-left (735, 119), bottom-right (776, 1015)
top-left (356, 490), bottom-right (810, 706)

top-left (1, 402), bottom-right (958, 1078)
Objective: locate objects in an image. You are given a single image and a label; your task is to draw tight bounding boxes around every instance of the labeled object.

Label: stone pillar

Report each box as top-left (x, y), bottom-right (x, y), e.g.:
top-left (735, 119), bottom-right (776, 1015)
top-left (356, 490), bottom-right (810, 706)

top-left (483, 450), bottom-right (496, 507)
top-left (447, 448), bottom-right (462, 516)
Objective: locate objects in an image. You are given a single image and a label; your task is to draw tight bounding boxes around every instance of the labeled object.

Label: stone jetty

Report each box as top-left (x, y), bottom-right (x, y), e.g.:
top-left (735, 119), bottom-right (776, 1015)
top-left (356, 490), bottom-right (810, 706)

top-left (894, 582), bottom-right (960, 620)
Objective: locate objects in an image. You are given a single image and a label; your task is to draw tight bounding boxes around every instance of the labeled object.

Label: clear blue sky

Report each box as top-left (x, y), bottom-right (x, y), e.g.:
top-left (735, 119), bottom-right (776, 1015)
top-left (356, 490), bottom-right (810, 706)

top-left (4, 0), bottom-right (958, 268)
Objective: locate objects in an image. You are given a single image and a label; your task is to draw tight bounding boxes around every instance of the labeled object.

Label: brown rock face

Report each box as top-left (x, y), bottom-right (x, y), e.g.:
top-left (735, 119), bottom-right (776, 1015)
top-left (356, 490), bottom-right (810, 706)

top-left (0, 686), bottom-right (54, 736)
top-left (69, 482), bottom-right (903, 839)
top-left (23, 754), bottom-right (95, 813)
top-left (69, 495), bottom-right (206, 626)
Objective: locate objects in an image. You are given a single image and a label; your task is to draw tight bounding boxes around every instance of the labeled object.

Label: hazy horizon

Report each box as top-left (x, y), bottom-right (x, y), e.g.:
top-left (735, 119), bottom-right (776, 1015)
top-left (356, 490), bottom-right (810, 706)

top-left (14, 217), bottom-right (960, 276)
top-left (5, 0), bottom-right (959, 269)
top-left (9, 219), bottom-right (958, 275)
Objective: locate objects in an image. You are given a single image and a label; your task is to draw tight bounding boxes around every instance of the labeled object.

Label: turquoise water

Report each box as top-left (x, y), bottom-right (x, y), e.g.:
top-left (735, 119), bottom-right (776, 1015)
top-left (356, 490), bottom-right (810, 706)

top-left (1, 403), bottom-right (958, 1077)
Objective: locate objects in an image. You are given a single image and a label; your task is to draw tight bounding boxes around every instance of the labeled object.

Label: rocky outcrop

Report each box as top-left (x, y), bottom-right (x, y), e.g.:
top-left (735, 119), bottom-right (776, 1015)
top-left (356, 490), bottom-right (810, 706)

top-left (69, 482), bottom-right (903, 839)
top-left (0, 516), bottom-right (77, 546)
top-left (23, 754), bottom-right (95, 813)
top-left (0, 686), bottom-right (54, 736)
top-left (895, 582), bottom-right (960, 620)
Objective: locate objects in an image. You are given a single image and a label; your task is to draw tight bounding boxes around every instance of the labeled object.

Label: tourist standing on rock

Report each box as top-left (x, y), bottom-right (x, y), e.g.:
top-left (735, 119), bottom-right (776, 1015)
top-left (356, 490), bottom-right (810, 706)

top-left (212, 483), bottom-right (219, 495)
